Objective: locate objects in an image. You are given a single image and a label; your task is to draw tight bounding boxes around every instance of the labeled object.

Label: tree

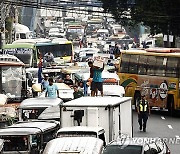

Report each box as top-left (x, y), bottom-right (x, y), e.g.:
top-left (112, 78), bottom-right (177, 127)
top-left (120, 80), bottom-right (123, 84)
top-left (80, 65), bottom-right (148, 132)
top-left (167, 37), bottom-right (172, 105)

top-left (100, 0), bottom-right (180, 37)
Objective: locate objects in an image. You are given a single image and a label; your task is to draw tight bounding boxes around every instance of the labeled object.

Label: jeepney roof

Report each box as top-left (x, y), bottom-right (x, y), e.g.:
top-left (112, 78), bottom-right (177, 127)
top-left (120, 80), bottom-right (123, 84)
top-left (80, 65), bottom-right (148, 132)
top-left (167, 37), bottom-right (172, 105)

top-left (0, 121), bottom-right (59, 136)
top-left (43, 137), bottom-right (103, 154)
top-left (57, 126), bottom-right (105, 135)
top-left (62, 96), bottom-right (132, 107)
top-left (18, 97), bottom-right (62, 109)
top-left (75, 70), bottom-right (120, 81)
top-left (61, 66), bottom-right (88, 74)
top-left (102, 85), bottom-right (125, 96)
top-left (38, 106), bottom-right (60, 120)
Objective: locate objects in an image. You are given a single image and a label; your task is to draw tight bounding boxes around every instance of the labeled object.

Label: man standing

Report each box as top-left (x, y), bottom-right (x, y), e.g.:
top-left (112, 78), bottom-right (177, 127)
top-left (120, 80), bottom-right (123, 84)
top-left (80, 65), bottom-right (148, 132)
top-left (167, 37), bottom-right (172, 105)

top-left (137, 94), bottom-right (150, 132)
top-left (45, 78), bottom-right (59, 98)
top-left (91, 63), bottom-right (104, 97)
top-left (88, 61), bottom-right (97, 96)
top-left (73, 85), bottom-right (84, 99)
top-left (41, 74), bottom-right (49, 91)
top-left (113, 43), bottom-right (120, 59)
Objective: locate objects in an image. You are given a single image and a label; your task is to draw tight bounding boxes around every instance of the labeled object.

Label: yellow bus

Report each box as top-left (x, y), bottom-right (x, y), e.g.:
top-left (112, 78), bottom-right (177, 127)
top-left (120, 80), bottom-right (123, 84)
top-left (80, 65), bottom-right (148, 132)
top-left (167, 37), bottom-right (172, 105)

top-left (117, 48), bottom-right (180, 114)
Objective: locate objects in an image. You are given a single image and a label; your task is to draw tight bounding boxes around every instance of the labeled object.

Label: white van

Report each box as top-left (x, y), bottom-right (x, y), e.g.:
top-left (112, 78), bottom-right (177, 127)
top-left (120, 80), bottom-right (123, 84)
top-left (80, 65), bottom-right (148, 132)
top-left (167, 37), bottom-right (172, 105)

top-left (43, 137), bottom-right (103, 154)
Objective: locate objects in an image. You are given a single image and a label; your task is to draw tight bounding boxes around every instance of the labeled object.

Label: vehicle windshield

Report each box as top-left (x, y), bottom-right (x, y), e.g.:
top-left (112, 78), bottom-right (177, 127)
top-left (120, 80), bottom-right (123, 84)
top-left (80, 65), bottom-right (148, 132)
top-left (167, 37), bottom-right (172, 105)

top-left (1, 66), bottom-right (25, 101)
top-left (57, 131), bottom-right (97, 138)
top-left (36, 43), bottom-right (72, 57)
top-left (103, 145), bottom-right (143, 154)
top-left (1, 136), bottom-right (29, 151)
top-left (3, 48), bottom-right (33, 66)
top-left (22, 109), bottom-right (45, 120)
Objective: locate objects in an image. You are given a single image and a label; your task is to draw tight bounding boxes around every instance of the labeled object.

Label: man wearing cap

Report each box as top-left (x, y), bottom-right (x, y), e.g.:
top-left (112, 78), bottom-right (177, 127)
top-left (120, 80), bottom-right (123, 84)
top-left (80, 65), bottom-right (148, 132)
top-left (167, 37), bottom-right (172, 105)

top-left (137, 93), bottom-right (150, 132)
top-left (41, 74), bottom-right (49, 91)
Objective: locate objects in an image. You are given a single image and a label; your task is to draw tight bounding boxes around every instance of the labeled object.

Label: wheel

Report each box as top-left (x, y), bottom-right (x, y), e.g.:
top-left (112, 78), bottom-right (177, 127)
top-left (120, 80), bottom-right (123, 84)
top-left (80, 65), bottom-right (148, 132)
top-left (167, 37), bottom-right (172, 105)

top-left (134, 92), bottom-right (141, 111)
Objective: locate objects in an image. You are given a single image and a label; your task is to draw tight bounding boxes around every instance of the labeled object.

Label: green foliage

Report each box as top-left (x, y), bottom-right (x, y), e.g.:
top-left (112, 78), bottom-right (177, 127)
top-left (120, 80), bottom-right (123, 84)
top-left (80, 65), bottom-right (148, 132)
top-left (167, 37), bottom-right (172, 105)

top-left (100, 0), bottom-right (180, 36)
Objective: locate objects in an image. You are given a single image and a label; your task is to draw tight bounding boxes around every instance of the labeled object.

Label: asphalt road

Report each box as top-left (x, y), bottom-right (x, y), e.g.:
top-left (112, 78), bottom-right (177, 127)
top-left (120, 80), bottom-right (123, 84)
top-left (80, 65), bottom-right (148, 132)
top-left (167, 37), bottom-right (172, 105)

top-left (133, 110), bottom-right (180, 154)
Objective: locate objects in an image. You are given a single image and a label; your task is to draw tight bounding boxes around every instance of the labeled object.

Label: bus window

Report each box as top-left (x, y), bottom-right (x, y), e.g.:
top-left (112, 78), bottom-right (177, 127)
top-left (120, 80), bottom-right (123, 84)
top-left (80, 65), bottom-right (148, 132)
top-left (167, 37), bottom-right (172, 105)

top-left (129, 55), bottom-right (139, 74)
top-left (138, 55), bottom-right (147, 75)
top-left (147, 56), bottom-right (156, 76)
top-left (166, 57), bottom-right (178, 77)
top-left (155, 57), bottom-right (166, 76)
top-left (120, 54), bottom-right (130, 73)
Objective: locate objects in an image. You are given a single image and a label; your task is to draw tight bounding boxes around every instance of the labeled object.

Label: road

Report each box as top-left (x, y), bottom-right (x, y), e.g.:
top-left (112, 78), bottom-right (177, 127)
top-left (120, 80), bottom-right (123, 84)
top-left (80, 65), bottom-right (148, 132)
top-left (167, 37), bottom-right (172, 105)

top-left (133, 110), bottom-right (180, 154)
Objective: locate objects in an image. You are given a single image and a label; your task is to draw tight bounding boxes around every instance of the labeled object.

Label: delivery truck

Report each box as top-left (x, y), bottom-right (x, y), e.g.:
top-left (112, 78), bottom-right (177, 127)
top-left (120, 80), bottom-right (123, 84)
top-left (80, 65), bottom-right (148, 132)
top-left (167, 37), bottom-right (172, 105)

top-left (60, 96), bottom-right (133, 143)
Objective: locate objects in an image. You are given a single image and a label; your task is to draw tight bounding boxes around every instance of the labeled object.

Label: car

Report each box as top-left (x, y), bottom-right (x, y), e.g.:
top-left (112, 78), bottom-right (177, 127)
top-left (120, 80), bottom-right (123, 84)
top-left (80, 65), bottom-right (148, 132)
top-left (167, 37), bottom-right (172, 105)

top-left (103, 136), bottom-right (170, 154)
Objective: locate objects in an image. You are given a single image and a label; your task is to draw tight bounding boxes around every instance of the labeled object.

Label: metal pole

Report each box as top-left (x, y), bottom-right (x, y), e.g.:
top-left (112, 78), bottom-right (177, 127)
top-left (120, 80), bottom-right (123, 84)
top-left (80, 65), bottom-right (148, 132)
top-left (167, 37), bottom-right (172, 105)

top-left (0, 32), bottom-right (2, 49)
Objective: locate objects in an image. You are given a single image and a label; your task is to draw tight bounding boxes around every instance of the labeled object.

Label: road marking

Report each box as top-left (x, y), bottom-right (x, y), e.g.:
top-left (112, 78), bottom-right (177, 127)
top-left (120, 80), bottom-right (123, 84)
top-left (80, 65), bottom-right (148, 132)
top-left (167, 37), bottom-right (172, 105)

top-left (175, 135), bottom-right (180, 138)
top-left (168, 125), bottom-right (173, 129)
top-left (161, 116), bottom-right (165, 120)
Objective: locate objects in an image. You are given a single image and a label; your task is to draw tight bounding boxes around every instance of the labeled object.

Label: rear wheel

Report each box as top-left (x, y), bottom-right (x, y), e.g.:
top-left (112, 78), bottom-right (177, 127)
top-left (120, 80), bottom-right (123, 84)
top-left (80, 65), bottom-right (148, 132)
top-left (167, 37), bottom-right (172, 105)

top-left (134, 92), bottom-right (141, 111)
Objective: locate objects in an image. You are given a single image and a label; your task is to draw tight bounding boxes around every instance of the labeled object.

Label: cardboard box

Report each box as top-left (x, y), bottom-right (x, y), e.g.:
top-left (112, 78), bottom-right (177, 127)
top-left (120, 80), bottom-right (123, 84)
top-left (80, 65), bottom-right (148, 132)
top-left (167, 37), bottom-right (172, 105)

top-left (93, 57), bottom-right (104, 68)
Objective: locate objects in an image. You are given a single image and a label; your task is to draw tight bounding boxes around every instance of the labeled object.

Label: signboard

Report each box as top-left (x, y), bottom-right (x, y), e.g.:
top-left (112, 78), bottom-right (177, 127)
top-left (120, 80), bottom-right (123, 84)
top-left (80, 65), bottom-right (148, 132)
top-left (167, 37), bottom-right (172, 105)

top-left (3, 48), bottom-right (33, 54)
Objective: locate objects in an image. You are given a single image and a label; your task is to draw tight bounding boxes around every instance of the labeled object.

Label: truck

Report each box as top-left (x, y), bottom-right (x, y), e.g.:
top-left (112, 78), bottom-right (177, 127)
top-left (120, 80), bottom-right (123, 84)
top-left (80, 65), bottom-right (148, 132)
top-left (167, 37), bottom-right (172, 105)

top-left (43, 137), bottom-right (104, 154)
top-left (59, 96), bottom-right (133, 143)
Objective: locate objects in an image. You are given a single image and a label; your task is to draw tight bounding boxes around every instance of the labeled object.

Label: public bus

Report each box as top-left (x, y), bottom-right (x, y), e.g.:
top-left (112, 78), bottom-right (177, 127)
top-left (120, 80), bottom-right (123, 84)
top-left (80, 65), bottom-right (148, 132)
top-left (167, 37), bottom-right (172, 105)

top-left (0, 54), bottom-right (26, 106)
top-left (2, 43), bottom-right (38, 67)
top-left (36, 39), bottom-right (73, 64)
top-left (2, 38), bottom-right (74, 67)
top-left (117, 48), bottom-right (180, 114)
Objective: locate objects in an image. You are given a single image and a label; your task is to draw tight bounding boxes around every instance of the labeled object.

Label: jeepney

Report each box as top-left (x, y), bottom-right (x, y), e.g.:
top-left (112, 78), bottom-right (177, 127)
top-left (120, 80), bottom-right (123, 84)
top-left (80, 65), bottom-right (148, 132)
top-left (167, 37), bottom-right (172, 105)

top-left (0, 120), bottom-right (60, 154)
top-left (56, 126), bottom-right (106, 146)
top-left (43, 137), bottom-right (103, 154)
top-left (18, 97), bottom-right (63, 121)
top-left (39, 83), bottom-right (74, 102)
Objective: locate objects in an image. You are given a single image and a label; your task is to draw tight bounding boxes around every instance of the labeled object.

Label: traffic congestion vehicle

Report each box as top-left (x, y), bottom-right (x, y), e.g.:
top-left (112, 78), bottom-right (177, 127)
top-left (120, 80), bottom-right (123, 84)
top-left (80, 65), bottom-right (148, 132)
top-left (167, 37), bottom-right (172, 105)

top-left (0, 120), bottom-right (60, 154)
top-left (2, 38), bottom-right (74, 67)
top-left (0, 54), bottom-right (27, 107)
top-left (103, 136), bottom-right (170, 154)
top-left (18, 97), bottom-right (63, 121)
top-left (43, 137), bottom-right (103, 154)
top-left (56, 126), bottom-right (106, 146)
top-left (60, 96), bottom-right (133, 143)
top-left (118, 48), bottom-right (180, 114)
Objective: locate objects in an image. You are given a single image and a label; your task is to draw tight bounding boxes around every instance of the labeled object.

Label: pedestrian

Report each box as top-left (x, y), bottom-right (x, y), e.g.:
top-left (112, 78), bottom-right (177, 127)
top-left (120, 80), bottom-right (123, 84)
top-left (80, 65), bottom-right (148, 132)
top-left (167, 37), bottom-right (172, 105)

top-left (107, 59), bottom-right (114, 66)
top-left (73, 85), bottom-right (84, 99)
top-left (88, 61), bottom-right (97, 96)
top-left (91, 63), bottom-right (104, 97)
top-left (44, 51), bottom-right (54, 63)
top-left (41, 74), bottom-right (49, 91)
top-left (63, 74), bottom-right (74, 87)
top-left (45, 78), bottom-right (59, 98)
top-left (137, 93), bottom-right (150, 132)
top-left (113, 43), bottom-right (120, 59)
